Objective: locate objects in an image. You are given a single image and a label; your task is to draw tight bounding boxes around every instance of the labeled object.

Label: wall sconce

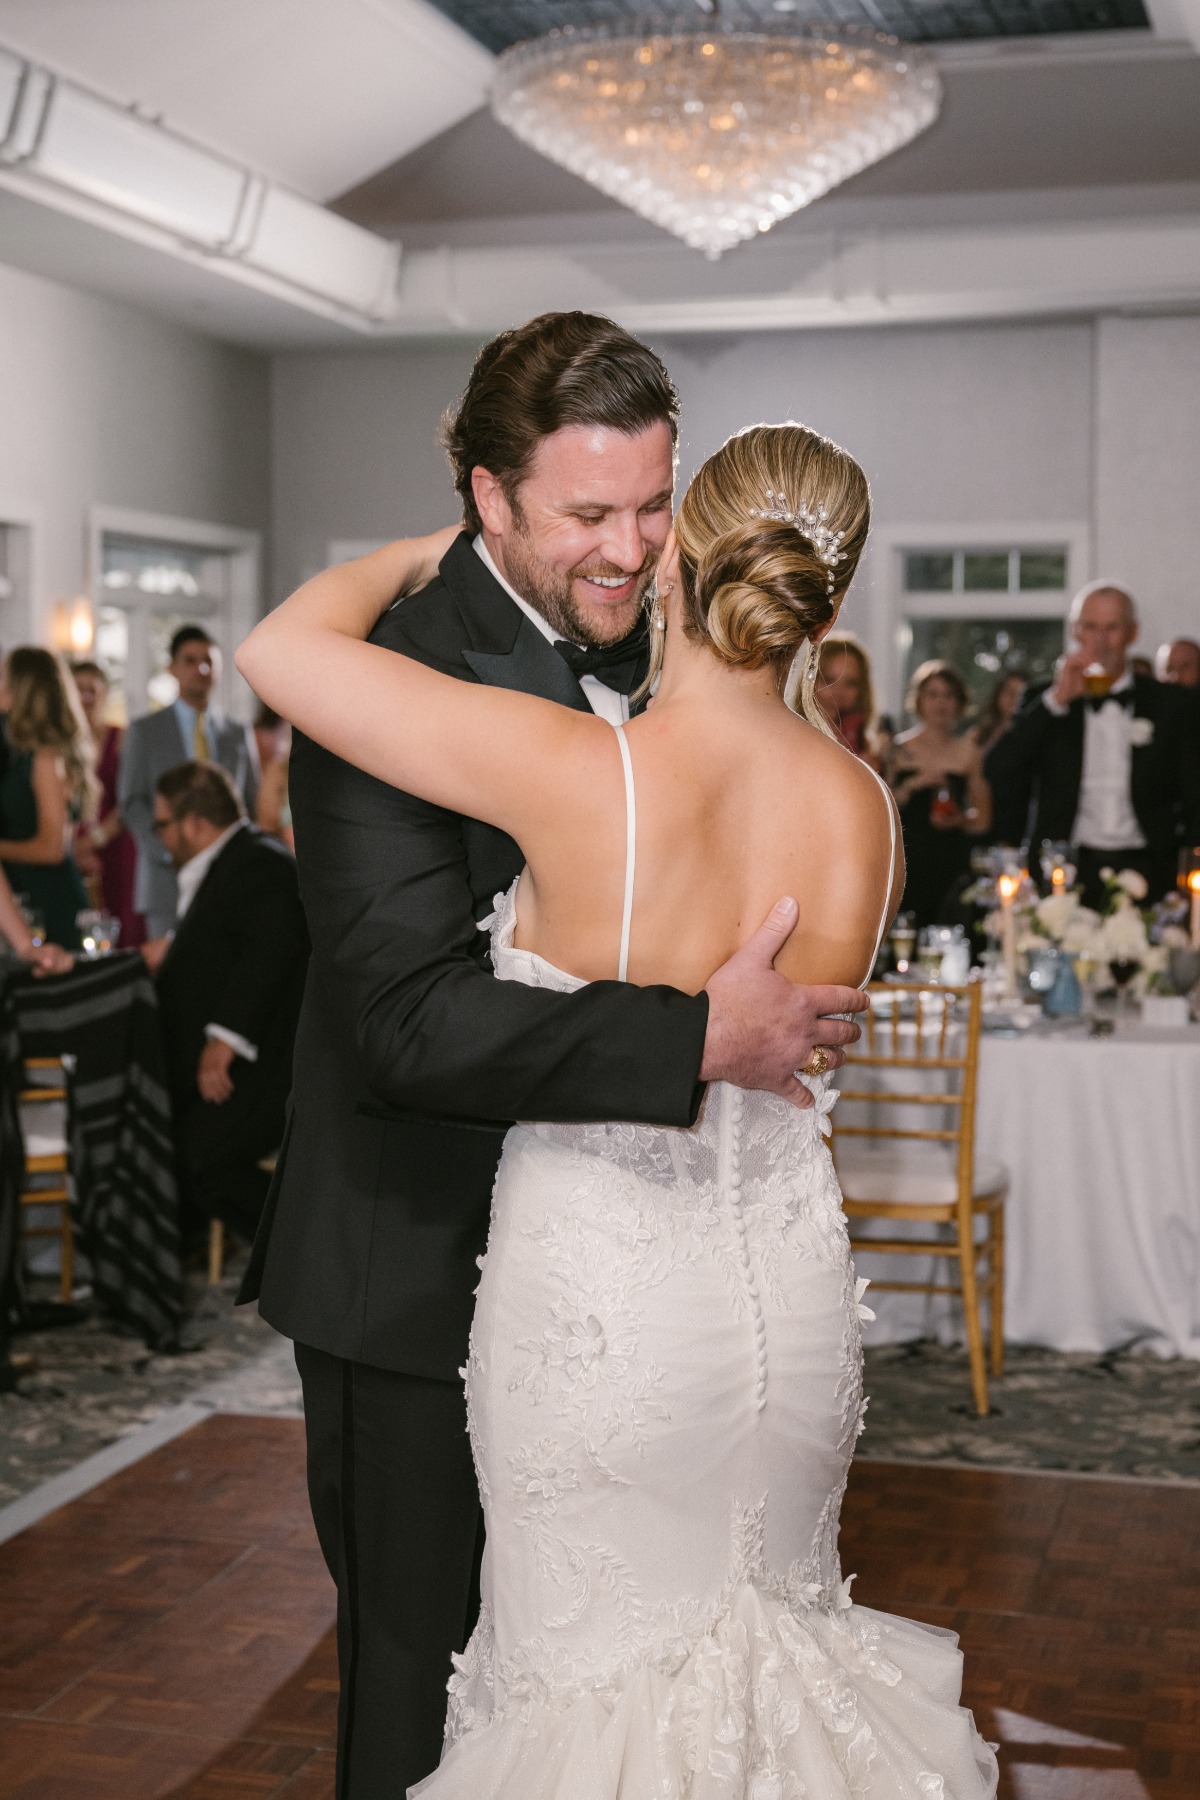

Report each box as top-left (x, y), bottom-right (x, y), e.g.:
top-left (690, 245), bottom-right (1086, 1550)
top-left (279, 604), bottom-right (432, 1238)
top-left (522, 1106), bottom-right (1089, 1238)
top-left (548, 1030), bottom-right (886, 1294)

top-left (51, 598), bottom-right (94, 656)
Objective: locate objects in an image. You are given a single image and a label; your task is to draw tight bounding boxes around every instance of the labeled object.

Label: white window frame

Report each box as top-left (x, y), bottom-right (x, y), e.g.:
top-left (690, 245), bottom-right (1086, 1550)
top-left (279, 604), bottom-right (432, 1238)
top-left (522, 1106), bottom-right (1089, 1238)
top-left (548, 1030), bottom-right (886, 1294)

top-left (88, 506), bottom-right (261, 721)
top-left (865, 521), bottom-right (1091, 716)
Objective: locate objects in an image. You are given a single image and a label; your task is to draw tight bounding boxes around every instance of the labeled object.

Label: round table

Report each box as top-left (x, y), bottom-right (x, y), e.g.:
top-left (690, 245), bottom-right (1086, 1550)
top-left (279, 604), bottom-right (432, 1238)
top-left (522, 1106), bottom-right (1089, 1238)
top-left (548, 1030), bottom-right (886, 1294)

top-left (858, 1021), bottom-right (1200, 1359)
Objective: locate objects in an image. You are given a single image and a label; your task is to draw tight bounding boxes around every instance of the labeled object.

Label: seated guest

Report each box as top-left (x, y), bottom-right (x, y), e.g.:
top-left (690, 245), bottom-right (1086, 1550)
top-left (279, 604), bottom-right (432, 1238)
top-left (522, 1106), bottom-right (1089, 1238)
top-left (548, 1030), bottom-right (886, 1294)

top-left (971, 670), bottom-right (1026, 757)
top-left (986, 582), bottom-right (1200, 908)
top-left (888, 660), bottom-right (992, 927)
top-left (1156, 636), bottom-right (1200, 688)
top-left (813, 632), bottom-right (880, 766)
top-left (119, 627), bottom-right (259, 937)
top-left (147, 762), bottom-right (307, 1246)
top-left (0, 648), bottom-right (96, 948)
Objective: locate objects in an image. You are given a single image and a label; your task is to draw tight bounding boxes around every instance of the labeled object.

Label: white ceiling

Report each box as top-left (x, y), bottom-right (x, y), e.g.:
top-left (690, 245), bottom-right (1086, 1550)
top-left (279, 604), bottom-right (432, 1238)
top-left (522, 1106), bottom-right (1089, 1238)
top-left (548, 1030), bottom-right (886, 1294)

top-left (0, 0), bottom-right (492, 200)
top-left (1, 1), bottom-right (1198, 345)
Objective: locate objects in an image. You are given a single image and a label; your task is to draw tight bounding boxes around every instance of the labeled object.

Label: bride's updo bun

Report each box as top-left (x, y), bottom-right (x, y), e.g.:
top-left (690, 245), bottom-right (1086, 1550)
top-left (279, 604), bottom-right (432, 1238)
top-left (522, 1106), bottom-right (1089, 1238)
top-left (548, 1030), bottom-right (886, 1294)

top-left (670, 424), bottom-right (870, 711)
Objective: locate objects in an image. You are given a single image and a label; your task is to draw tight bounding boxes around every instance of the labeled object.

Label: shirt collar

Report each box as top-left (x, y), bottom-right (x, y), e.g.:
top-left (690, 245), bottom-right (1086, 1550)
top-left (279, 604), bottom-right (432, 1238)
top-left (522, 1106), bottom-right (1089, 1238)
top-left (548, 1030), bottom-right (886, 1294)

top-left (175, 818), bottom-right (245, 919)
top-left (473, 534), bottom-right (568, 649)
top-left (1109, 668), bottom-right (1134, 696)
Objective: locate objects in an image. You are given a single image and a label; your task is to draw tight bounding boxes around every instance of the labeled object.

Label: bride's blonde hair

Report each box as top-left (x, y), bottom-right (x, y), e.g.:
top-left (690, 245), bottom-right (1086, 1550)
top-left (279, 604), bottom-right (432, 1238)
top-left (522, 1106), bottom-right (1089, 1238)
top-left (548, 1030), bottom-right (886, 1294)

top-left (646, 422), bottom-right (870, 730)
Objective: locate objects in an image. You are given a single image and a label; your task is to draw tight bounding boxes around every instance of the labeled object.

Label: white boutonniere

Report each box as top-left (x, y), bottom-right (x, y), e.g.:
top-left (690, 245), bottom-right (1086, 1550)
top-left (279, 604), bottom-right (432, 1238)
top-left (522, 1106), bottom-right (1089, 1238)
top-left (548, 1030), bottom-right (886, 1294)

top-left (1128, 716), bottom-right (1154, 748)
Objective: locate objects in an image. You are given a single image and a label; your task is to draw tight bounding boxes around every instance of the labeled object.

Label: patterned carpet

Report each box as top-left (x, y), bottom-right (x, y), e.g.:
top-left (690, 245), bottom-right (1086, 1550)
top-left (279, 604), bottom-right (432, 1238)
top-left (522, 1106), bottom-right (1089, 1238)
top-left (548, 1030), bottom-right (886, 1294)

top-left (861, 1337), bottom-right (1200, 1482)
top-left (3, 1273), bottom-right (1199, 1506)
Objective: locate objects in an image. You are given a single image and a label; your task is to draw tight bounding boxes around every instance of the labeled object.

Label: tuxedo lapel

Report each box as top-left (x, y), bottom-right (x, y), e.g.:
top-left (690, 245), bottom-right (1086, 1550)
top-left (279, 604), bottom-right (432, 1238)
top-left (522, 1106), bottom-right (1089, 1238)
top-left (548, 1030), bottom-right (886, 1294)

top-left (463, 621), bottom-right (594, 714)
top-left (439, 532), bottom-right (593, 715)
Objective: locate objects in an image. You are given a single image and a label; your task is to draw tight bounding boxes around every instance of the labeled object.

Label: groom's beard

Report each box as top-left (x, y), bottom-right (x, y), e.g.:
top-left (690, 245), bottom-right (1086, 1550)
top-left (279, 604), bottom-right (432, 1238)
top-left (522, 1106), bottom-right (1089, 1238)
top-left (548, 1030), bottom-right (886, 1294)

top-left (503, 515), bottom-right (655, 647)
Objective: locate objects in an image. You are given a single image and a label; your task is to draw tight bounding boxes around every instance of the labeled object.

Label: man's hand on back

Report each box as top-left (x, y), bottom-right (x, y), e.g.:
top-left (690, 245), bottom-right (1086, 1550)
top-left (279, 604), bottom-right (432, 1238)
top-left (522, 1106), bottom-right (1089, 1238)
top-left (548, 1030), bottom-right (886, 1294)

top-left (700, 897), bottom-right (868, 1111)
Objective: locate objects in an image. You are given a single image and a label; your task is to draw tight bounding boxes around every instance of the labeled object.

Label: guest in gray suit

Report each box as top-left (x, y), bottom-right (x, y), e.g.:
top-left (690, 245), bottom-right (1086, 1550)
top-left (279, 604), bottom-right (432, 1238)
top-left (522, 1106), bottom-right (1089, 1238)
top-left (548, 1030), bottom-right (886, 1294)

top-left (118, 625), bottom-right (259, 936)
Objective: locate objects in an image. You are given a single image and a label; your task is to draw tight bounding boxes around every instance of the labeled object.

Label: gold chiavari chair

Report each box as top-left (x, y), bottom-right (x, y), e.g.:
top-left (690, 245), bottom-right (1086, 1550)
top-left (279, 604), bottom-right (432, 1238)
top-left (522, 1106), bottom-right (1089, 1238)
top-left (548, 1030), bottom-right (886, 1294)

top-left (207, 1151), bottom-right (278, 1285)
top-left (18, 1055), bottom-right (74, 1303)
top-left (832, 981), bottom-right (1008, 1416)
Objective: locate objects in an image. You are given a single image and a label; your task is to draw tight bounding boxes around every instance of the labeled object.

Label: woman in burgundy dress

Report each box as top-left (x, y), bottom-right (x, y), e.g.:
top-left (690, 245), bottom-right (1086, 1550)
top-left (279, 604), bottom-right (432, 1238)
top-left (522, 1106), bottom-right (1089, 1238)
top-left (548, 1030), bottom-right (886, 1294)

top-left (71, 661), bottom-right (145, 947)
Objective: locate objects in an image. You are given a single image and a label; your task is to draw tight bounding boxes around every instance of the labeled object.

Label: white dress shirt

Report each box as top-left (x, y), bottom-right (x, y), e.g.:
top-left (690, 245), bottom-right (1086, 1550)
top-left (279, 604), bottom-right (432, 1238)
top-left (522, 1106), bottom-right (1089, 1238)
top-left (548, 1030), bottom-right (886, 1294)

top-left (175, 818), bottom-right (259, 1062)
top-left (473, 535), bottom-right (630, 727)
top-left (1043, 669), bottom-right (1145, 849)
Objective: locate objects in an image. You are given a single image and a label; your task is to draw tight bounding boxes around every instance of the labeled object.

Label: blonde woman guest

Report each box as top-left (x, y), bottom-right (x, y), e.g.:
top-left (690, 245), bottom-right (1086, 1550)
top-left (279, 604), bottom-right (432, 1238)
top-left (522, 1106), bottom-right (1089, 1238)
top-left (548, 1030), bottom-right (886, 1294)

top-left (0, 649), bottom-right (97, 949)
top-left (71, 661), bottom-right (145, 947)
top-left (889, 659), bottom-right (991, 927)
top-left (813, 631), bottom-right (879, 765)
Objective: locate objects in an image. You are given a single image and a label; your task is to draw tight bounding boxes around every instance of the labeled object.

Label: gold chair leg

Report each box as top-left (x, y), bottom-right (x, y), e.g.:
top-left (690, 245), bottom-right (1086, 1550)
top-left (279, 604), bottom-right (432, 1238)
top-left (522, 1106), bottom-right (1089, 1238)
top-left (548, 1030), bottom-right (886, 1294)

top-left (59, 1203), bottom-right (74, 1303)
top-left (989, 1204), bottom-right (1006, 1379)
top-left (959, 1220), bottom-right (989, 1415)
top-left (207, 1218), bottom-right (224, 1286)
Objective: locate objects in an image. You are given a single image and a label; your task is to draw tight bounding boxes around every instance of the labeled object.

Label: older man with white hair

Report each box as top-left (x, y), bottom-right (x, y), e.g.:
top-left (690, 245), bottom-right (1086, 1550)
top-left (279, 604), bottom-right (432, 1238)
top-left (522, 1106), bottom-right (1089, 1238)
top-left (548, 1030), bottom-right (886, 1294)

top-left (986, 580), bottom-right (1200, 908)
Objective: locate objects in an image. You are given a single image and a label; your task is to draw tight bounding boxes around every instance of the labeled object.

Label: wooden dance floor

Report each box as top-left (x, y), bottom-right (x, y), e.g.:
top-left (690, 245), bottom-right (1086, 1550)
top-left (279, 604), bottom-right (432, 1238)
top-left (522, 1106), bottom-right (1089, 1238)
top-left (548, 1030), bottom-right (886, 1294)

top-left (0, 1415), bottom-right (1196, 1798)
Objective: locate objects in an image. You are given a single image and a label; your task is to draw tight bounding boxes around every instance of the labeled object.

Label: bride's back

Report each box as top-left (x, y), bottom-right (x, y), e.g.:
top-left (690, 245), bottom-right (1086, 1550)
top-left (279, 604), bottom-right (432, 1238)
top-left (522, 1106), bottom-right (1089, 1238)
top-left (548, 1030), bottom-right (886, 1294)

top-left (513, 423), bottom-right (900, 994)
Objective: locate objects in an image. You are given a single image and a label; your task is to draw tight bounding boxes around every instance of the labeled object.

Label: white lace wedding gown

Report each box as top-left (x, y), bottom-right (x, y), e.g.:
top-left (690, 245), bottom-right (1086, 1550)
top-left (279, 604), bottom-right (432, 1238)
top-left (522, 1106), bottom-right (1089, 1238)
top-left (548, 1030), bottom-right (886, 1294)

top-left (412, 725), bottom-right (998, 1800)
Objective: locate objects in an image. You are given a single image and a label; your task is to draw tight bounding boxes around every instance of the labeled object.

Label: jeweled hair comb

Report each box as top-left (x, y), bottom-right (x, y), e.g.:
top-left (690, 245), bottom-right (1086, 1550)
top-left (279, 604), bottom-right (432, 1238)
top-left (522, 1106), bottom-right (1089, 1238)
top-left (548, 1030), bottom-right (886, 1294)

top-left (747, 491), bottom-right (847, 595)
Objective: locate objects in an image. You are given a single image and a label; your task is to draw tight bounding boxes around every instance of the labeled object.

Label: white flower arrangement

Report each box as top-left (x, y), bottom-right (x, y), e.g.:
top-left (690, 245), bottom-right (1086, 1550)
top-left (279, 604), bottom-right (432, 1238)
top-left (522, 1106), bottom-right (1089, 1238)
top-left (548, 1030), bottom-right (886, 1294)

top-left (1128, 716), bottom-right (1154, 748)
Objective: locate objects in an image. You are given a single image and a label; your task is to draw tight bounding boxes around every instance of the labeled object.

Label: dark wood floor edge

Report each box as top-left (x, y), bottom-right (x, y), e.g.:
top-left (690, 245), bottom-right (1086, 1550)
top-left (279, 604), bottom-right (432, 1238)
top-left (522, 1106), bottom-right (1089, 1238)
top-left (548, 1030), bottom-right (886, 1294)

top-left (854, 1455), bottom-right (1200, 1489)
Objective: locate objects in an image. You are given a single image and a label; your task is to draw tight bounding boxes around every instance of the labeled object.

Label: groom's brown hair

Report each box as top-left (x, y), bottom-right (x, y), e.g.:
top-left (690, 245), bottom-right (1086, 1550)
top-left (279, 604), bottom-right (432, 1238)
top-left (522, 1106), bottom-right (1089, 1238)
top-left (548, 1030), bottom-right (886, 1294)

top-left (441, 312), bottom-right (679, 536)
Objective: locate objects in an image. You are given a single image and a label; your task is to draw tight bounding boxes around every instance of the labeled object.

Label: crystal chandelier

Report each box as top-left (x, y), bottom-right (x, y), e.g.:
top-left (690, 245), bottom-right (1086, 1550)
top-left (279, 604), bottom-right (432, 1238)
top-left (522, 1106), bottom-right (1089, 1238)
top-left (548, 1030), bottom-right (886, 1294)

top-left (491, 16), bottom-right (942, 259)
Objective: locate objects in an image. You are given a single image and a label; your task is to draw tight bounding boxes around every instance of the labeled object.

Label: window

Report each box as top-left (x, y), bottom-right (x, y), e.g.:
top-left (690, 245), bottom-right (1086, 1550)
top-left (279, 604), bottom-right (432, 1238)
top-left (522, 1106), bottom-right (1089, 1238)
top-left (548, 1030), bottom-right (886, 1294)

top-left (903, 617), bottom-right (1063, 714)
top-left (899, 540), bottom-right (1070, 717)
top-left (904, 547), bottom-right (1068, 595)
top-left (99, 534), bottom-right (235, 721)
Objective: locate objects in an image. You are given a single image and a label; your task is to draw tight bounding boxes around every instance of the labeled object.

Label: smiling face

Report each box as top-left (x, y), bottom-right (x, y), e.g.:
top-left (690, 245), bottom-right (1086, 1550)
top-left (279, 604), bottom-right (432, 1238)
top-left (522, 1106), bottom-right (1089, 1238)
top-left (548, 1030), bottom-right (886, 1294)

top-left (473, 421), bottom-right (675, 646)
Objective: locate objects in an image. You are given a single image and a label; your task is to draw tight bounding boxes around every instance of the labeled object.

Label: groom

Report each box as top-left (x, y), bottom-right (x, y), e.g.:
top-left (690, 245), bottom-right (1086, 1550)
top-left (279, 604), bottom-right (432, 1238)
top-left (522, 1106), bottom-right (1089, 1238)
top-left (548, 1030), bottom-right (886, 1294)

top-left (241, 311), bottom-right (868, 1797)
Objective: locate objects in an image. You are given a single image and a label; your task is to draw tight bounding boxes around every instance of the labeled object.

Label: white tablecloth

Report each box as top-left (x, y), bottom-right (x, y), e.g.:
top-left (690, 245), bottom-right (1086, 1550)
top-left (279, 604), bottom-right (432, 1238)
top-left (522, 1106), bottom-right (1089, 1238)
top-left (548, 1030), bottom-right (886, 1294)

top-left (855, 1022), bottom-right (1200, 1359)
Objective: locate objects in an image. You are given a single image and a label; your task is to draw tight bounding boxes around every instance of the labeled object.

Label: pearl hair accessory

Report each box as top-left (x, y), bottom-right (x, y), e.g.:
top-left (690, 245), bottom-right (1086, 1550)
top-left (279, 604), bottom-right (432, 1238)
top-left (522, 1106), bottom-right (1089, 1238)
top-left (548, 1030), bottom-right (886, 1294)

top-left (748, 491), bottom-right (847, 595)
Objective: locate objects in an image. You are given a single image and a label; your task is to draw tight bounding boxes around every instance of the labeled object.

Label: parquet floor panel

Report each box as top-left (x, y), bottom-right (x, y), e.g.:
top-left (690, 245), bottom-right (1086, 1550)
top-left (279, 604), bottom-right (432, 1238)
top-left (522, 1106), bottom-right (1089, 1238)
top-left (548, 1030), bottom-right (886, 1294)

top-left (0, 1419), bottom-right (1196, 1798)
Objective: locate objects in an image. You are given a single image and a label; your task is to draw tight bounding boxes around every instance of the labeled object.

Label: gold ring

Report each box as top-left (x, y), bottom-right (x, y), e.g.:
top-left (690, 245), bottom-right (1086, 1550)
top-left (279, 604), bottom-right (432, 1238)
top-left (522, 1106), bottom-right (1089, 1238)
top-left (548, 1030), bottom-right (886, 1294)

top-left (802, 1046), bottom-right (832, 1078)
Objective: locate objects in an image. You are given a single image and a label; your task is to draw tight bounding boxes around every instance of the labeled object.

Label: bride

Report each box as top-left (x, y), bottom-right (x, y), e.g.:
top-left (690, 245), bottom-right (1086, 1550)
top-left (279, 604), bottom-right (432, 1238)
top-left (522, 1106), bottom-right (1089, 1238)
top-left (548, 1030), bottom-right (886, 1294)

top-left (239, 422), bottom-right (998, 1800)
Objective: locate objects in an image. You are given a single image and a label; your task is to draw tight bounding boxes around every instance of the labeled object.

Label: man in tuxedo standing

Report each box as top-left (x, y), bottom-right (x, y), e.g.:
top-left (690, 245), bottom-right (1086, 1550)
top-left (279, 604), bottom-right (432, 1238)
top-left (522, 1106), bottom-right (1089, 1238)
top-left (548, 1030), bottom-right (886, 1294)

top-left (149, 762), bottom-right (307, 1245)
top-left (120, 627), bottom-right (260, 936)
top-left (986, 581), bottom-right (1200, 907)
top-left (240, 311), bottom-right (869, 1798)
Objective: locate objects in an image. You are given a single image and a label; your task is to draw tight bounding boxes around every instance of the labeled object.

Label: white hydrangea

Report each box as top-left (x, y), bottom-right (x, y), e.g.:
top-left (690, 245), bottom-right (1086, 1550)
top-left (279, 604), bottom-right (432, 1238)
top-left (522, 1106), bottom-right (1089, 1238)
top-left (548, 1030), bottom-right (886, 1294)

top-left (1114, 867), bottom-right (1149, 901)
top-left (1098, 898), bottom-right (1150, 961)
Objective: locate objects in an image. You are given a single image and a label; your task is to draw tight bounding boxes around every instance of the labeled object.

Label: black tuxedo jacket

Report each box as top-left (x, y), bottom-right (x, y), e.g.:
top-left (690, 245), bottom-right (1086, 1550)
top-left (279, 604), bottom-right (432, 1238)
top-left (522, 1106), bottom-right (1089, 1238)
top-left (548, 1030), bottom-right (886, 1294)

top-left (241, 533), bottom-right (709, 1379)
top-left (984, 675), bottom-right (1200, 855)
top-left (156, 824), bottom-right (309, 1104)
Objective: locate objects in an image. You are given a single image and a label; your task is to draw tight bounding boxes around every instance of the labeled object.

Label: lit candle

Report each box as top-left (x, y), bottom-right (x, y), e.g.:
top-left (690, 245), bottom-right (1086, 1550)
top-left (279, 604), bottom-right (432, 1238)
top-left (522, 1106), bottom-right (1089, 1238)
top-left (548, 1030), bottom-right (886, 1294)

top-left (1051, 865), bottom-right (1067, 891)
top-left (997, 872), bottom-right (1020, 997)
top-left (1190, 869), bottom-right (1200, 950)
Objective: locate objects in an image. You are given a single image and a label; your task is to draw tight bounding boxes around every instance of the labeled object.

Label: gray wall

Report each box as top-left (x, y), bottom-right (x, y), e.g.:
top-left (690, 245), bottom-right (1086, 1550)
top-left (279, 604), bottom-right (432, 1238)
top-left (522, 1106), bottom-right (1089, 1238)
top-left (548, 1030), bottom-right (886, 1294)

top-left (271, 317), bottom-right (1105, 706)
top-left (0, 258), bottom-right (270, 639)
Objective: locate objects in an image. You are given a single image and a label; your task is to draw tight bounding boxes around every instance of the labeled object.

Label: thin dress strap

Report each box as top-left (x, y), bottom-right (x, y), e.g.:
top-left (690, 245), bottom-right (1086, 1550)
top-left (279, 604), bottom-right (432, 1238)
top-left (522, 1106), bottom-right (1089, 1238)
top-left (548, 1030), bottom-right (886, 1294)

top-left (861, 761), bottom-right (899, 984)
top-left (612, 722), bottom-right (636, 982)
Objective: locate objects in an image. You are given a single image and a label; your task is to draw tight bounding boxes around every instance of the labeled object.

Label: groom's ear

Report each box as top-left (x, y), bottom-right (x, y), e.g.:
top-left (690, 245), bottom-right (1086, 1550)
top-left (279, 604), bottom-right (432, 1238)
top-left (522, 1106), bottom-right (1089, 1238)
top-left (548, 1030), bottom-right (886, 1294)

top-left (472, 465), bottom-right (512, 539)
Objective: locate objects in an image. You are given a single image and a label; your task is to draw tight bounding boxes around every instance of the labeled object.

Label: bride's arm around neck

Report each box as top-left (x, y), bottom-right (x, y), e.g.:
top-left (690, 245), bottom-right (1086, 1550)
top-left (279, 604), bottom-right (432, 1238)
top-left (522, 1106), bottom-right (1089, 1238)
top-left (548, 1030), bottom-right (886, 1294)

top-left (236, 536), bottom-right (620, 844)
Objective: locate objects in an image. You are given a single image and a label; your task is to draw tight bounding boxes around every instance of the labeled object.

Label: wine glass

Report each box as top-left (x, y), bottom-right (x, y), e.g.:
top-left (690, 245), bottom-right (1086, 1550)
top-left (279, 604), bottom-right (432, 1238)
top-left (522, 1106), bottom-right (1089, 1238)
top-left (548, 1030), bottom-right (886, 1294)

top-left (889, 912), bottom-right (916, 976)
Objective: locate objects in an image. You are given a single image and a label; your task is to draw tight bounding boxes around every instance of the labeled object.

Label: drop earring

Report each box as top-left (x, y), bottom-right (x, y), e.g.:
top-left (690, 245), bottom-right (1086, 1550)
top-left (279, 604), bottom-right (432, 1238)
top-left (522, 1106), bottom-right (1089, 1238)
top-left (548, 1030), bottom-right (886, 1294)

top-left (651, 579), bottom-right (672, 632)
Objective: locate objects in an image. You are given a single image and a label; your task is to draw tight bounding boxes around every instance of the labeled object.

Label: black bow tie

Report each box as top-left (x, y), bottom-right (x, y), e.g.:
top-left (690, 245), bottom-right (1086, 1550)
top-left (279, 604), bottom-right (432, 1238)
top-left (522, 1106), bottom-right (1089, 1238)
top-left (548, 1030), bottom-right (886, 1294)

top-left (554, 619), bottom-right (650, 695)
top-left (1085, 688), bottom-right (1134, 713)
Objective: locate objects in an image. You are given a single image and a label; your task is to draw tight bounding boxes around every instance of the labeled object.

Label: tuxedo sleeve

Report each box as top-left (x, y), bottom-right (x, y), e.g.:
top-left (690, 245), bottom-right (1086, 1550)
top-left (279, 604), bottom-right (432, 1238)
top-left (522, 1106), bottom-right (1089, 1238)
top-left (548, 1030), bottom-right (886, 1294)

top-left (290, 734), bottom-right (708, 1130)
top-left (207, 854), bottom-right (309, 1049)
top-left (983, 692), bottom-right (1053, 845)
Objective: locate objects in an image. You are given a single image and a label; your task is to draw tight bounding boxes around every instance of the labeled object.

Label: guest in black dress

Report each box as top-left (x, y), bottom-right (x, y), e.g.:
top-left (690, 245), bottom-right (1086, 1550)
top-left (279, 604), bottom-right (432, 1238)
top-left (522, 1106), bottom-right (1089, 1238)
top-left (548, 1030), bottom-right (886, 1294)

top-left (889, 660), bottom-right (992, 927)
top-left (0, 649), bottom-right (96, 949)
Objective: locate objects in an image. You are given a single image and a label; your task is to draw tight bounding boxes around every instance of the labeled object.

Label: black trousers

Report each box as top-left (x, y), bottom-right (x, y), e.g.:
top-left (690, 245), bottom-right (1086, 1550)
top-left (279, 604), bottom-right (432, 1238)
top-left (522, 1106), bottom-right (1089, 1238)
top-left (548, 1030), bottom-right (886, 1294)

top-left (294, 1342), bottom-right (485, 1799)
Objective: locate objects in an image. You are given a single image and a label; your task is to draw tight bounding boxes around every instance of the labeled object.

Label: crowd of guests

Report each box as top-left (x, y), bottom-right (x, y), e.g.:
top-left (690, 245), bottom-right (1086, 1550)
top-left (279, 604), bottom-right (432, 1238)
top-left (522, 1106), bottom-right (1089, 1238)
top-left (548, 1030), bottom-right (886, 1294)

top-left (813, 592), bottom-right (1200, 925)
top-left (0, 625), bottom-right (306, 1268)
